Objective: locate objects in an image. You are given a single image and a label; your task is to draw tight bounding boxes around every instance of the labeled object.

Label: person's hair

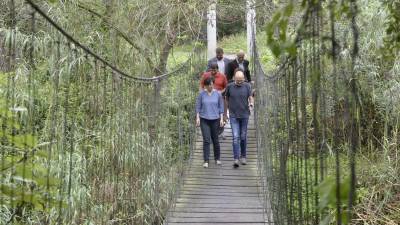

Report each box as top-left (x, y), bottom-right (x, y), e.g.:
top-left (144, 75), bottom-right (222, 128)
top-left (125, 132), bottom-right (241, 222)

top-left (204, 77), bottom-right (214, 86)
top-left (237, 49), bottom-right (245, 56)
top-left (216, 47), bottom-right (224, 54)
top-left (234, 68), bottom-right (244, 76)
top-left (209, 62), bottom-right (219, 70)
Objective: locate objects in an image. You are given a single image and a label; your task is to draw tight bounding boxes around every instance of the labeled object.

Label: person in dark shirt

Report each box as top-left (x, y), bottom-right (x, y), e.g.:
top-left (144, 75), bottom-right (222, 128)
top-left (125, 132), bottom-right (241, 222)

top-left (195, 77), bottom-right (225, 168)
top-left (224, 69), bottom-right (254, 168)
top-left (226, 50), bottom-right (251, 83)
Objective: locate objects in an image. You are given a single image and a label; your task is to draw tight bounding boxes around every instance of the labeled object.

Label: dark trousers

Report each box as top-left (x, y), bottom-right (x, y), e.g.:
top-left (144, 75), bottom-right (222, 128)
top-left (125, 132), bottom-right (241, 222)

top-left (200, 118), bottom-right (221, 162)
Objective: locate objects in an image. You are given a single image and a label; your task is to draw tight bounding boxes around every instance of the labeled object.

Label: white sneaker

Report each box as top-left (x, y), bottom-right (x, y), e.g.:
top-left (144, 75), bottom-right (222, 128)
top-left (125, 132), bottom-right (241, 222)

top-left (216, 160), bottom-right (222, 166)
top-left (233, 159), bottom-right (239, 168)
top-left (203, 162), bottom-right (209, 168)
top-left (240, 158), bottom-right (247, 165)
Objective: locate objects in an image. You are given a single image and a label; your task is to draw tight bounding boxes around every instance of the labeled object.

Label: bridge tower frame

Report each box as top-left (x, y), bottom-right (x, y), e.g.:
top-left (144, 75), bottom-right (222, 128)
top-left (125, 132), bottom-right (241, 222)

top-left (207, 0), bottom-right (256, 59)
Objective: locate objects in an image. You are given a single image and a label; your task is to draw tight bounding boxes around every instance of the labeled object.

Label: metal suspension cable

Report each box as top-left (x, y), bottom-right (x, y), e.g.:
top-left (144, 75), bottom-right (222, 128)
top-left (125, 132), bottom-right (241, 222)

top-left (24, 0), bottom-right (204, 82)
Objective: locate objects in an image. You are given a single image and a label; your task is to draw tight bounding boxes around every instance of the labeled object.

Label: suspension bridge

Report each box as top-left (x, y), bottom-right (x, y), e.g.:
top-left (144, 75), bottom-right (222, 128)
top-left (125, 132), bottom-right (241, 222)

top-left (1, 0), bottom-right (363, 224)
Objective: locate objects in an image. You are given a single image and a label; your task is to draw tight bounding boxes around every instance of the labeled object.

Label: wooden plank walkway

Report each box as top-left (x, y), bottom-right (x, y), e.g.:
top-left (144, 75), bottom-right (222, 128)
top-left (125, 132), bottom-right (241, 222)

top-left (165, 113), bottom-right (269, 224)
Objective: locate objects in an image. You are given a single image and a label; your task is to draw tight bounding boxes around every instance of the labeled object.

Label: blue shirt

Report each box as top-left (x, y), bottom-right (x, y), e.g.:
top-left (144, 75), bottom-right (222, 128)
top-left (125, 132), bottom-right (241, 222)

top-left (195, 90), bottom-right (224, 120)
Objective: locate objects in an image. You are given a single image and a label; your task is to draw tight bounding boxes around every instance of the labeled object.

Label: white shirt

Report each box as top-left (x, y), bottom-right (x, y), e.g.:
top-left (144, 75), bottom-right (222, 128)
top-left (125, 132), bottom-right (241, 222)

top-left (237, 59), bottom-right (244, 71)
top-left (217, 59), bottom-right (225, 75)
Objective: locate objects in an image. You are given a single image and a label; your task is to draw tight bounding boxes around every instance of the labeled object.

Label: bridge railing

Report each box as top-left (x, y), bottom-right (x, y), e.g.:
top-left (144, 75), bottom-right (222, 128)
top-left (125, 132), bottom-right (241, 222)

top-left (1, 0), bottom-right (205, 224)
top-left (253, 1), bottom-right (360, 224)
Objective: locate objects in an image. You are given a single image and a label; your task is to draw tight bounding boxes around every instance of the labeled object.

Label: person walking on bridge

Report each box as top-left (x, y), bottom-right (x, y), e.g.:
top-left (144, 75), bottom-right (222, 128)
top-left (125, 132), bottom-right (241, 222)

top-left (226, 50), bottom-right (252, 83)
top-left (207, 47), bottom-right (231, 75)
top-left (200, 62), bottom-right (228, 139)
top-left (196, 77), bottom-right (225, 168)
top-left (224, 69), bottom-right (254, 168)
top-left (200, 62), bottom-right (228, 94)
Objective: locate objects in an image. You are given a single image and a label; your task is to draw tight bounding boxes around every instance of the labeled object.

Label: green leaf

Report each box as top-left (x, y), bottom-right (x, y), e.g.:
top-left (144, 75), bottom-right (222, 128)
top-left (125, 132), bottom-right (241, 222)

top-left (283, 2), bottom-right (294, 17)
top-left (278, 20), bottom-right (288, 41)
top-left (320, 213), bottom-right (333, 225)
top-left (271, 11), bottom-right (282, 24)
top-left (286, 42), bottom-right (297, 57)
top-left (268, 42), bottom-right (282, 58)
top-left (35, 177), bottom-right (60, 187)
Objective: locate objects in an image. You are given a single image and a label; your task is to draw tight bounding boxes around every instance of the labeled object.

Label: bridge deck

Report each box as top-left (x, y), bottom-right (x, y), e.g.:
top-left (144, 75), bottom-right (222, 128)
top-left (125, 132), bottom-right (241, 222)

top-left (165, 113), bottom-right (268, 224)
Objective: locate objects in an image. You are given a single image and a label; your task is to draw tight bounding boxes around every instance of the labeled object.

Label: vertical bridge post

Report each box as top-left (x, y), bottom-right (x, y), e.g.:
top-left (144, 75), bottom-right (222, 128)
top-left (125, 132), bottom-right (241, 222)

top-left (207, 0), bottom-right (217, 60)
top-left (247, 0), bottom-right (256, 57)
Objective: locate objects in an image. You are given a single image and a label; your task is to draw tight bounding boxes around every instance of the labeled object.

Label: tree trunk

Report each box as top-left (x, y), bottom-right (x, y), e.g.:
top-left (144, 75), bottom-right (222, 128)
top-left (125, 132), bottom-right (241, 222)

top-left (154, 40), bottom-right (174, 76)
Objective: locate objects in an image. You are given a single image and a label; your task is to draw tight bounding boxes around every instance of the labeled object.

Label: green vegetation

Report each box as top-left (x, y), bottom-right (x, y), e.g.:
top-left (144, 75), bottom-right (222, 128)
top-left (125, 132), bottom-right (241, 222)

top-left (258, 0), bottom-right (400, 224)
top-left (0, 0), bottom-right (399, 224)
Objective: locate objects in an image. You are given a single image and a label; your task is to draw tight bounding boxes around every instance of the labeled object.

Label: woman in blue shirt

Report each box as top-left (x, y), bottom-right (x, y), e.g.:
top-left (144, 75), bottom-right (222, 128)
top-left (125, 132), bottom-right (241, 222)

top-left (196, 77), bottom-right (224, 168)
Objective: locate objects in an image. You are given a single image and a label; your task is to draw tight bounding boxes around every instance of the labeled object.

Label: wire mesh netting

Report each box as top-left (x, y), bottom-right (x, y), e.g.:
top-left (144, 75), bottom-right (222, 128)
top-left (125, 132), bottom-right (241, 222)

top-left (0, 0), bottom-right (206, 224)
top-left (254, 0), bottom-right (360, 224)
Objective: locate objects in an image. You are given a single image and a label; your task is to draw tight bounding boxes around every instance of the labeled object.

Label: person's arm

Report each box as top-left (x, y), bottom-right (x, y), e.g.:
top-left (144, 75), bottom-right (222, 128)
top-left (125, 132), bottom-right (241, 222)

top-left (247, 72), bottom-right (252, 82)
top-left (248, 84), bottom-right (254, 109)
top-left (199, 75), bottom-right (205, 92)
top-left (219, 74), bottom-right (228, 94)
top-left (218, 93), bottom-right (224, 127)
top-left (206, 59), bottom-right (212, 71)
top-left (245, 61), bottom-right (252, 82)
top-left (195, 93), bottom-right (202, 126)
top-left (224, 97), bottom-right (229, 122)
top-left (223, 86), bottom-right (229, 122)
top-left (249, 95), bottom-right (254, 109)
top-left (226, 62), bottom-right (233, 81)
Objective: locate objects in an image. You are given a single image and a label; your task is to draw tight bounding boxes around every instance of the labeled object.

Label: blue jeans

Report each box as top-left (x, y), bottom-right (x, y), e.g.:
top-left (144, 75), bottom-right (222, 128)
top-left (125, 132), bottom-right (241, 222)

top-left (230, 117), bottom-right (249, 160)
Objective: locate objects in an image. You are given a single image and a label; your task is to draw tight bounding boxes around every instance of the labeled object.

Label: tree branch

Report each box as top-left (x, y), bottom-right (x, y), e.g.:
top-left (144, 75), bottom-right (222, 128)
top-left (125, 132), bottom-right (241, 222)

top-left (77, 3), bottom-right (159, 73)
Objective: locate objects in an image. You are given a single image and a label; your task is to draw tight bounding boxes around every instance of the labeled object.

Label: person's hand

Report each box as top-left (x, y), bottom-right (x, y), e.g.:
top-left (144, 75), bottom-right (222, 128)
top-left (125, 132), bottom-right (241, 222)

top-left (223, 114), bottom-right (228, 123)
top-left (249, 102), bottom-right (254, 109)
top-left (220, 118), bottom-right (224, 127)
top-left (196, 117), bottom-right (200, 127)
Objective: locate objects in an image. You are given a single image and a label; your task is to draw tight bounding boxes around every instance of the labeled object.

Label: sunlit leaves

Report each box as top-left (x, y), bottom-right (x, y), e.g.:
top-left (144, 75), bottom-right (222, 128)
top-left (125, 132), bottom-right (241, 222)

top-left (316, 176), bottom-right (352, 225)
top-left (265, 2), bottom-right (297, 58)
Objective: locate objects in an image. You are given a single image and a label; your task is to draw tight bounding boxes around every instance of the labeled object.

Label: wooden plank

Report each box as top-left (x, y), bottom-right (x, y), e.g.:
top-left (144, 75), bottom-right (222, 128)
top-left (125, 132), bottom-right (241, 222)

top-left (187, 170), bottom-right (259, 177)
top-left (192, 148), bottom-right (257, 152)
top-left (195, 142), bottom-right (257, 147)
top-left (170, 207), bottom-right (264, 213)
top-left (183, 180), bottom-right (261, 187)
top-left (178, 193), bottom-right (260, 198)
top-left (170, 212), bottom-right (264, 218)
top-left (176, 198), bottom-right (262, 205)
top-left (167, 216), bottom-right (265, 223)
top-left (185, 176), bottom-right (260, 181)
top-left (167, 223), bottom-right (267, 225)
top-left (174, 202), bottom-right (264, 209)
top-left (191, 156), bottom-right (259, 161)
top-left (179, 190), bottom-right (260, 196)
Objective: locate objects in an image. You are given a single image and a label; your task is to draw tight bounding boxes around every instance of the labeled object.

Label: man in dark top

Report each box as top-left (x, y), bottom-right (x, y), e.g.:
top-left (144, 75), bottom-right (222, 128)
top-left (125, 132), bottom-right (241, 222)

top-left (226, 50), bottom-right (251, 82)
top-left (224, 69), bottom-right (254, 168)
